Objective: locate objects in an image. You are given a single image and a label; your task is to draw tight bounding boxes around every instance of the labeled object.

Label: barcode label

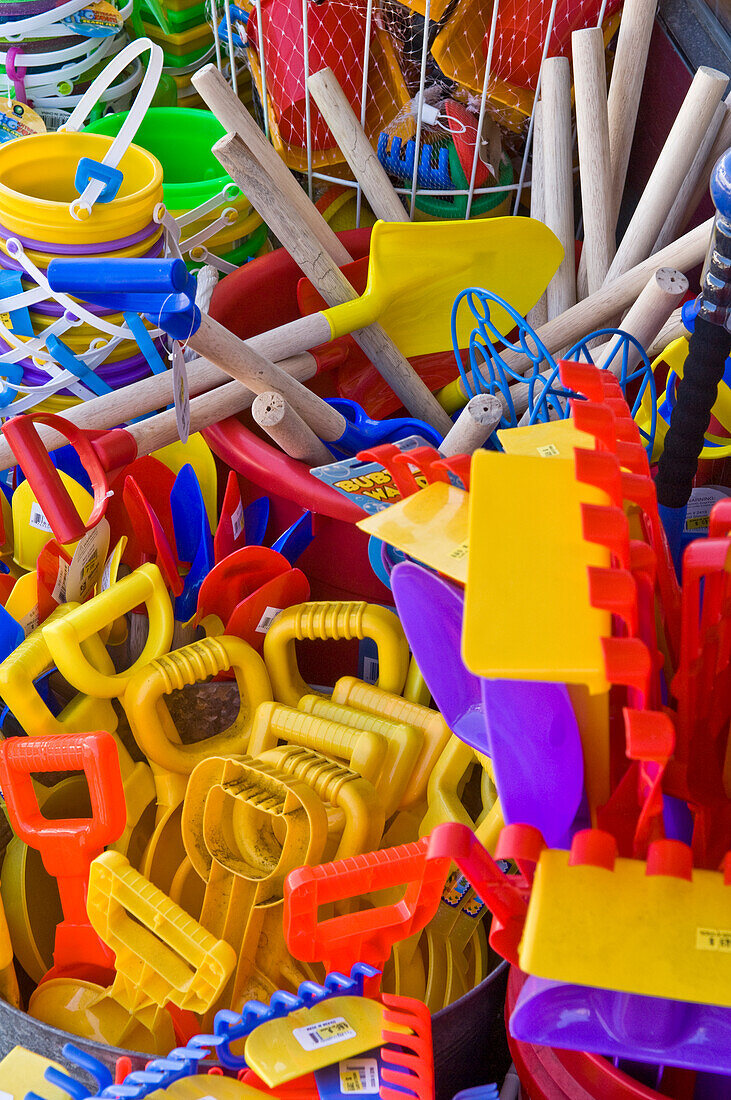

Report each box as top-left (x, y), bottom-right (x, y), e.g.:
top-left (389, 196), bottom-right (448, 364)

top-left (231, 499), bottom-right (244, 541)
top-left (362, 656), bottom-right (379, 684)
top-left (697, 928), bottom-right (731, 952)
top-left (537, 443), bottom-right (560, 457)
top-left (256, 606), bottom-right (282, 634)
top-left (293, 1016), bottom-right (356, 1051)
top-left (339, 1058), bottom-right (379, 1094)
top-left (52, 557), bottom-right (69, 604)
top-left (29, 503), bottom-right (52, 532)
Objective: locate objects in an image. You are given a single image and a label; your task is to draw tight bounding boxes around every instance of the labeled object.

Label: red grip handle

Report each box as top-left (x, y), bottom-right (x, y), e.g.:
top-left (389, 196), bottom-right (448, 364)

top-left (2, 412), bottom-right (137, 544)
top-left (284, 838), bottom-right (449, 976)
top-left (0, 732), bottom-right (127, 869)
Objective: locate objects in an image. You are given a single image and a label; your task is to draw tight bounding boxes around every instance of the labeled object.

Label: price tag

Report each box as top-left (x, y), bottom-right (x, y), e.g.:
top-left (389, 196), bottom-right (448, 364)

top-left (172, 341), bottom-right (190, 444)
top-left (63, 0), bottom-right (123, 36)
top-left (29, 503), bottom-right (53, 533)
top-left (256, 606), bottom-right (282, 634)
top-left (293, 1017), bottom-right (356, 1051)
top-left (0, 99), bottom-right (45, 144)
top-left (66, 519), bottom-right (110, 603)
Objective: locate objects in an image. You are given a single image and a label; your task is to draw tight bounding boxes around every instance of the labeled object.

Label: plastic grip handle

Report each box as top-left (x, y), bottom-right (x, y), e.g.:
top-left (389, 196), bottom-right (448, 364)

top-left (42, 563), bottom-right (173, 697)
top-left (284, 837), bottom-right (450, 973)
top-left (48, 257), bottom-right (189, 300)
top-left (264, 601), bottom-right (410, 706)
top-left (655, 317), bottom-right (731, 508)
top-left (123, 636), bottom-right (272, 775)
top-left (248, 702), bottom-right (387, 787)
top-left (0, 731), bottom-right (126, 870)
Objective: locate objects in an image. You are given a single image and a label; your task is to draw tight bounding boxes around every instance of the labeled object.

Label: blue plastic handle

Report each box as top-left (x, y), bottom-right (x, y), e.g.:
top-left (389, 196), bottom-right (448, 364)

top-left (326, 397), bottom-right (444, 457)
top-left (47, 259), bottom-right (201, 340)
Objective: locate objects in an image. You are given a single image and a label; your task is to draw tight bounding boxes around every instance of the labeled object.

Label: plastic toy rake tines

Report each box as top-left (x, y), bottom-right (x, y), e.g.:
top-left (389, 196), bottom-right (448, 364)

top-left (0, 731), bottom-right (126, 980)
top-left (379, 993), bottom-right (435, 1100)
top-left (427, 822), bottom-right (535, 967)
top-left (356, 443), bottom-right (471, 499)
top-left (2, 411), bottom-right (138, 545)
top-left (283, 838), bottom-right (450, 983)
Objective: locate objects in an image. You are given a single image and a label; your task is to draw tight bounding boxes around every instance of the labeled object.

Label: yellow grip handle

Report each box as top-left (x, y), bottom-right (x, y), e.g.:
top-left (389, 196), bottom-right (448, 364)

top-left (263, 601), bottom-right (410, 706)
top-left (87, 850), bottom-right (236, 1014)
top-left (42, 564), bottom-right (173, 698)
top-left (124, 635), bottom-right (272, 775)
top-left (248, 701), bottom-right (387, 787)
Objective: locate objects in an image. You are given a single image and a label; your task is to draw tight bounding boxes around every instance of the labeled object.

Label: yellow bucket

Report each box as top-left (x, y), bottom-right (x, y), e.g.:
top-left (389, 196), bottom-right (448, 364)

top-left (0, 133), bottom-right (163, 245)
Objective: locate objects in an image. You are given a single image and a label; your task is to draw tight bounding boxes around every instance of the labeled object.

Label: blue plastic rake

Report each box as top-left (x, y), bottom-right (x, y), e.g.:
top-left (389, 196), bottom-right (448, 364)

top-left (450, 287), bottom-right (657, 457)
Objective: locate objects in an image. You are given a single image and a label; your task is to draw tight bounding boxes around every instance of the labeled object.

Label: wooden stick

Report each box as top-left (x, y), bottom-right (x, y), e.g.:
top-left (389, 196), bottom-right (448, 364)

top-left (129, 379), bottom-right (263, 457)
top-left (607, 0), bottom-right (658, 231)
top-left (252, 391), bottom-right (333, 465)
top-left (646, 306), bottom-right (686, 358)
top-left (194, 66), bottom-right (452, 434)
top-left (573, 28), bottom-right (614, 298)
top-left (541, 57), bottom-right (576, 320)
top-left (440, 394), bottom-right (502, 456)
top-left (527, 101), bottom-right (548, 330)
top-left (592, 267), bottom-right (689, 371)
top-left (439, 217), bottom-right (712, 401)
top-left (654, 91), bottom-right (731, 251)
top-left (508, 268), bottom-right (688, 421)
top-left (307, 67), bottom-right (408, 224)
top-left (604, 66), bottom-right (729, 283)
top-left (188, 312), bottom-right (347, 441)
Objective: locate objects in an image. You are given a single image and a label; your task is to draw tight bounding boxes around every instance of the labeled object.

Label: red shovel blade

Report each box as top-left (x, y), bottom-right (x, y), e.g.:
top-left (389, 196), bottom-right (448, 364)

top-left (196, 545), bottom-right (292, 625)
top-left (225, 568), bottom-right (310, 652)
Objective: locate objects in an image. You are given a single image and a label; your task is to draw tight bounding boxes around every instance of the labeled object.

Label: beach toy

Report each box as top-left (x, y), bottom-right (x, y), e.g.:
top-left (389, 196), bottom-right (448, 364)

top-left (182, 753), bottom-right (329, 1013)
top-left (263, 601), bottom-right (410, 706)
top-left (421, 870), bottom-right (488, 1012)
top-left (169, 463), bottom-right (213, 623)
top-left (0, 731), bottom-right (125, 985)
top-left (29, 849), bottom-right (237, 1053)
top-left (271, 511), bottom-right (313, 565)
top-left (123, 634), bottom-right (272, 893)
top-left (391, 562), bottom-right (584, 846)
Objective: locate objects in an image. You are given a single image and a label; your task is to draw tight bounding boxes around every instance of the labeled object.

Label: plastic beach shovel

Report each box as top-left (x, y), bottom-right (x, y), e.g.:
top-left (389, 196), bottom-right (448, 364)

top-left (391, 563), bottom-right (584, 846)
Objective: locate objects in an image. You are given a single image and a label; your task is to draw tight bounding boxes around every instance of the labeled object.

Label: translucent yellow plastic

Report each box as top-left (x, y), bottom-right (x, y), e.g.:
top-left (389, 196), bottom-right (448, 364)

top-left (298, 695), bottom-right (423, 817)
top-left (0, 895), bottom-right (20, 1008)
top-left (330, 677), bottom-right (453, 809)
top-left (263, 601), bottom-right (410, 706)
top-left (244, 997), bottom-right (395, 1087)
top-left (423, 868), bottom-right (488, 1012)
top-left (29, 850), bottom-right (236, 1054)
top-left (147, 1081), bottom-right (266, 1100)
top-left (322, 218), bottom-right (563, 358)
top-left (463, 451), bottom-right (611, 691)
top-left (4, 570), bottom-right (41, 631)
top-left (182, 754), bottom-right (328, 1013)
top-left (42, 563), bottom-right (174, 697)
top-left (12, 472), bottom-right (93, 571)
top-left (497, 417), bottom-right (595, 458)
top-left (520, 847), bottom-right (731, 1007)
top-left (248, 701), bottom-right (388, 790)
top-left (419, 736), bottom-right (502, 853)
top-left (357, 484), bottom-right (470, 585)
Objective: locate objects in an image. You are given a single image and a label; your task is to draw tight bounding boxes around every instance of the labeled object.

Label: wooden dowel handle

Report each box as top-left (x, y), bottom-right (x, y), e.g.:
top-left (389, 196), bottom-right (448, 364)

top-left (251, 391), bottom-right (334, 465)
top-left (654, 91), bottom-right (731, 251)
top-left (211, 132), bottom-right (452, 435)
top-left (646, 306), bottom-right (686, 359)
top-left (573, 28), bottom-right (614, 298)
top-left (592, 267), bottom-right (689, 372)
top-left (129, 379), bottom-right (255, 456)
top-left (440, 395), bottom-right (502, 456)
top-left (527, 101), bottom-right (548, 330)
top-left (607, 0), bottom-right (658, 230)
top-left (541, 57), bottom-right (576, 320)
top-left (604, 65), bottom-right (728, 283)
top-left (307, 67), bottom-right (408, 224)
top-left (189, 312), bottom-right (347, 441)
top-left (192, 63), bottom-right (353, 267)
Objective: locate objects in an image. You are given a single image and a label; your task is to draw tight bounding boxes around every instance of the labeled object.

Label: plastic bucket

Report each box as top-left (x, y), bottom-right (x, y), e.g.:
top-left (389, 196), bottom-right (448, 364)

top-left (0, 131), bottom-right (162, 243)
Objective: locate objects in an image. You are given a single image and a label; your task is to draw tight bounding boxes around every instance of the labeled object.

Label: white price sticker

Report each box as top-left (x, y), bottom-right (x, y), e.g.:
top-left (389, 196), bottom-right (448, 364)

top-left (293, 1017), bottom-right (356, 1051)
top-left (256, 606), bottom-right (282, 634)
top-left (52, 556), bottom-right (69, 604)
top-left (339, 1058), bottom-right (379, 1094)
top-left (172, 341), bottom-right (190, 444)
top-left (29, 503), bottom-right (52, 532)
top-left (231, 499), bottom-right (244, 541)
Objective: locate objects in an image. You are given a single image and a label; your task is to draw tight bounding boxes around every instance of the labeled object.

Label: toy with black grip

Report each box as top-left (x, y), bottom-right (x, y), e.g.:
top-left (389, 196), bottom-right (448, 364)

top-left (655, 148), bottom-right (731, 564)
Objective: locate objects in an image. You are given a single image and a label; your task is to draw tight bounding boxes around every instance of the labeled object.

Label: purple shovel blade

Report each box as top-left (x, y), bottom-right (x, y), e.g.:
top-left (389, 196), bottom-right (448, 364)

top-left (511, 975), bottom-right (731, 1075)
top-left (391, 561), bottom-right (488, 753)
top-left (391, 561), bottom-right (583, 846)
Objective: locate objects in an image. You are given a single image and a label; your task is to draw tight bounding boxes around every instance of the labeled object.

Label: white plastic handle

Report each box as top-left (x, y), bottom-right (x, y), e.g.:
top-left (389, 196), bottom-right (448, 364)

top-left (61, 37), bottom-right (164, 220)
top-left (29, 56), bottom-right (143, 113)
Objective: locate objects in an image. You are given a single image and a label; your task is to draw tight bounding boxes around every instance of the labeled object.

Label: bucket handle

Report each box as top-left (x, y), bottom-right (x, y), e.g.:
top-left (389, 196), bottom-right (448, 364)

top-left (60, 37), bottom-right (163, 221)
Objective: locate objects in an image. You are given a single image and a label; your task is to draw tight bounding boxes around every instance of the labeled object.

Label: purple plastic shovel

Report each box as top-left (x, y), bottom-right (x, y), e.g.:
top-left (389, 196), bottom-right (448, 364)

top-left (510, 975), bottom-right (731, 1075)
top-left (391, 561), bottom-right (584, 846)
